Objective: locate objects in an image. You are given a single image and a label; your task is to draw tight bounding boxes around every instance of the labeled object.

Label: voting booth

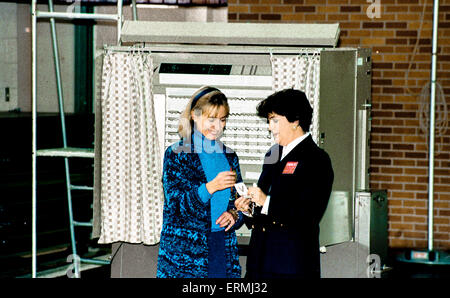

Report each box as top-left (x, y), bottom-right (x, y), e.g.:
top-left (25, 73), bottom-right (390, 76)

top-left (99, 21), bottom-right (387, 277)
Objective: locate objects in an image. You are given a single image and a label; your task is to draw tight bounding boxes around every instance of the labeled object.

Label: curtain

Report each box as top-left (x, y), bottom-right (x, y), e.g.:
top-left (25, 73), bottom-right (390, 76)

top-left (95, 51), bottom-right (164, 245)
top-left (270, 52), bottom-right (321, 143)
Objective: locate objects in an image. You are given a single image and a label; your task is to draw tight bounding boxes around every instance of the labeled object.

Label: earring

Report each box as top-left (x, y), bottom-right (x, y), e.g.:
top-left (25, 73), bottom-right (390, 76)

top-left (292, 125), bottom-right (297, 130)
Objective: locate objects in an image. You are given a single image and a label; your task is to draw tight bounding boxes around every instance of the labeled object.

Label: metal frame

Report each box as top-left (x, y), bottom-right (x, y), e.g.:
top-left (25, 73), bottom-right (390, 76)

top-left (428, 0), bottom-right (438, 253)
top-left (396, 0), bottom-right (450, 267)
top-left (31, 0), bottom-right (124, 279)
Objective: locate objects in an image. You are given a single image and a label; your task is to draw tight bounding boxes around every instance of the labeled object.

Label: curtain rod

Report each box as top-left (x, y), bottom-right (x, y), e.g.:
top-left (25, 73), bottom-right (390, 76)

top-left (102, 44), bottom-right (324, 55)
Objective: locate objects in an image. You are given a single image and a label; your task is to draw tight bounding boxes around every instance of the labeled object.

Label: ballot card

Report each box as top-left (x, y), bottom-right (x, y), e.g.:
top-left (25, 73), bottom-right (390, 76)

top-left (234, 182), bottom-right (248, 197)
top-left (234, 182), bottom-right (254, 217)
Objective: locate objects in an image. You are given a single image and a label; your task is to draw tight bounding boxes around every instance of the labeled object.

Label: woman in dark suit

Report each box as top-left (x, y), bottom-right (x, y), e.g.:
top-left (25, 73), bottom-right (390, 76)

top-left (235, 88), bottom-right (334, 278)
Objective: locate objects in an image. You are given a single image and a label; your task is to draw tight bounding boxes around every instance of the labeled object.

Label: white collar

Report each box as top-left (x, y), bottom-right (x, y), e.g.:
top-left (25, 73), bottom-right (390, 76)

top-left (281, 132), bottom-right (310, 161)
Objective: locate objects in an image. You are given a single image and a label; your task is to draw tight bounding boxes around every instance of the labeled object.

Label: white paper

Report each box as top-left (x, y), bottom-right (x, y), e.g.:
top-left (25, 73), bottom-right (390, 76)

top-left (234, 182), bottom-right (248, 197)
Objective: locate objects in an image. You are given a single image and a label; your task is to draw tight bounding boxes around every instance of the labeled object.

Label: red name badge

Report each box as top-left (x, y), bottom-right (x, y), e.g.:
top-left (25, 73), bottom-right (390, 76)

top-left (282, 161), bottom-right (298, 174)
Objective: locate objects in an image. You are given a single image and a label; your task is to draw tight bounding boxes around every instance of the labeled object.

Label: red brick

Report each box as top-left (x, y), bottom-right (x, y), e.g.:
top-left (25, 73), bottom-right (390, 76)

top-left (395, 111), bottom-right (417, 118)
top-left (383, 87), bottom-right (405, 94)
top-left (386, 22), bottom-right (408, 29)
top-left (239, 0), bottom-right (259, 3)
top-left (393, 144), bottom-right (414, 150)
top-left (380, 167), bottom-right (403, 174)
top-left (373, 62), bottom-right (393, 69)
top-left (391, 206), bottom-right (415, 214)
top-left (396, 30), bottom-right (418, 37)
top-left (371, 158), bottom-right (392, 166)
top-left (382, 119), bottom-right (403, 126)
top-left (386, 38), bottom-right (408, 45)
top-left (294, 6), bottom-right (315, 12)
top-left (395, 63), bottom-right (416, 69)
top-left (239, 13), bottom-right (259, 20)
top-left (403, 216), bottom-right (427, 223)
top-left (393, 127), bottom-right (416, 134)
top-left (261, 13), bottom-right (281, 20)
top-left (372, 127), bottom-right (392, 133)
top-left (394, 159), bottom-right (415, 166)
top-left (404, 152), bottom-right (427, 159)
top-left (371, 175), bottom-right (392, 181)
top-left (404, 184), bottom-right (428, 191)
top-left (382, 103), bottom-right (403, 109)
top-left (362, 22), bottom-right (384, 29)
top-left (390, 223), bottom-right (414, 230)
top-left (403, 200), bottom-right (426, 208)
top-left (390, 239), bottom-right (414, 247)
top-left (340, 6), bottom-right (361, 13)
top-left (373, 79), bottom-right (392, 85)
top-left (403, 231), bottom-right (426, 239)
top-left (381, 183), bottom-right (403, 190)
top-left (250, 5), bottom-right (271, 13)
top-left (393, 176), bottom-right (415, 182)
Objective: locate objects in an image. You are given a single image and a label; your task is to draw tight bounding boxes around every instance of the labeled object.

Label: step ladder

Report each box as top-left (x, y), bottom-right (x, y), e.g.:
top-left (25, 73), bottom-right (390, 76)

top-left (31, 0), bottom-right (127, 278)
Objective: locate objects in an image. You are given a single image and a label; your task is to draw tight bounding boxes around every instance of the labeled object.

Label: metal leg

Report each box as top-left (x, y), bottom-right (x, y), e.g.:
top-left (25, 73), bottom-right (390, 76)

top-left (132, 0), bottom-right (138, 21)
top-left (31, 0), bottom-right (38, 280)
top-left (47, 0), bottom-right (80, 278)
top-left (427, 0), bottom-right (439, 253)
top-left (117, 0), bottom-right (123, 45)
top-left (64, 158), bottom-right (79, 278)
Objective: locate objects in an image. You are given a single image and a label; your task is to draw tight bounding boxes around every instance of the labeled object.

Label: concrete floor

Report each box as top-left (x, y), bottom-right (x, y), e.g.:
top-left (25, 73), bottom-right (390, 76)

top-left (32, 249), bottom-right (450, 279)
top-left (3, 242), bottom-right (449, 279)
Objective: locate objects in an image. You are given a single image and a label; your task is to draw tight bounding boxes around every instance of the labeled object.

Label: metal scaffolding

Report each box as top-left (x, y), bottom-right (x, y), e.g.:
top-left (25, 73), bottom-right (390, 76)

top-left (31, 0), bottom-right (125, 279)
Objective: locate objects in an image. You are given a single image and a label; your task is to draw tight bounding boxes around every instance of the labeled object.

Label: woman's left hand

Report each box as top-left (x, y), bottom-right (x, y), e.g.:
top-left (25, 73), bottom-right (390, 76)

top-left (216, 211), bottom-right (236, 232)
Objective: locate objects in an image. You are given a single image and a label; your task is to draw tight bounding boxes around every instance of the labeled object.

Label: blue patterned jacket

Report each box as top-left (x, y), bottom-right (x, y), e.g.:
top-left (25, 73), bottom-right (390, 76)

top-left (156, 137), bottom-right (244, 278)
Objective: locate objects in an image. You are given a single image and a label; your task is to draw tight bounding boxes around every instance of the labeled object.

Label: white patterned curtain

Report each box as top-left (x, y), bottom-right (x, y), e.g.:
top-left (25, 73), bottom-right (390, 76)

top-left (271, 52), bottom-right (321, 143)
top-left (95, 52), bottom-right (164, 245)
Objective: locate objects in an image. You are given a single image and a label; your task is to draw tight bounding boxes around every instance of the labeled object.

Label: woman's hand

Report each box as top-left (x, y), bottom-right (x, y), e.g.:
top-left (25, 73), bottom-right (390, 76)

top-left (206, 170), bottom-right (236, 194)
top-left (216, 211), bottom-right (236, 232)
top-left (235, 196), bottom-right (252, 213)
top-left (248, 186), bottom-right (267, 207)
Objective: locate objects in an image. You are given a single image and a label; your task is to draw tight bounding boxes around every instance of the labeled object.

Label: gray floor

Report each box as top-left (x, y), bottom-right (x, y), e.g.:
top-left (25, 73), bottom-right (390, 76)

top-left (106, 240), bottom-right (394, 278)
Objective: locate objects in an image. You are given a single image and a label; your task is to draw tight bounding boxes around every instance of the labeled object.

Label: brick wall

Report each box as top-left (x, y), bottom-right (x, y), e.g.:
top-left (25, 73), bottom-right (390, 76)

top-left (228, 0), bottom-right (450, 249)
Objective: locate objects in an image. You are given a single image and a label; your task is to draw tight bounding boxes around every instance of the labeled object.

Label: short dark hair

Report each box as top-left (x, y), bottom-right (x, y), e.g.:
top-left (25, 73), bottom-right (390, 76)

top-left (256, 89), bottom-right (313, 132)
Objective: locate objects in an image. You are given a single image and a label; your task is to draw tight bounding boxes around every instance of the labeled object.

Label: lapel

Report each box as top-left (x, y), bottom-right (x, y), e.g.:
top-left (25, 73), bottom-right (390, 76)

top-left (175, 136), bottom-right (208, 185)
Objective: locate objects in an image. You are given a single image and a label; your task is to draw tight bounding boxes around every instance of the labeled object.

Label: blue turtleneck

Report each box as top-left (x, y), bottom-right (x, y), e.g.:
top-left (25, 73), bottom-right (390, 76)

top-left (193, 129), bottom-right (231, 232)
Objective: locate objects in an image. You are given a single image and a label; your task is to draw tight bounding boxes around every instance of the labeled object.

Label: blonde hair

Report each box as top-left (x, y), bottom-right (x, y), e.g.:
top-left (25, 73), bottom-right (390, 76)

top-left (178, 86), bottom-right (230, 139)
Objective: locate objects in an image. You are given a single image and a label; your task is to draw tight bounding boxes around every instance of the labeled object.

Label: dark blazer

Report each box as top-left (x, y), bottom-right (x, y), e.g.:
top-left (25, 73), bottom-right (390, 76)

top-left (245, 134), bottom-right (334, 278)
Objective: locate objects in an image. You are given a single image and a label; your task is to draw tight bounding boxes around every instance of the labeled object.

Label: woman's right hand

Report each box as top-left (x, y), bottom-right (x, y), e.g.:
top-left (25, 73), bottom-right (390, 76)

top-left (206, 170), bottom-right (236, 194)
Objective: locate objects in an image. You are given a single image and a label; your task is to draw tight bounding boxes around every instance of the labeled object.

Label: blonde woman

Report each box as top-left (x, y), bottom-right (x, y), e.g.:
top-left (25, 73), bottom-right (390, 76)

top-left (157, 86), bottom-right (244, 278)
